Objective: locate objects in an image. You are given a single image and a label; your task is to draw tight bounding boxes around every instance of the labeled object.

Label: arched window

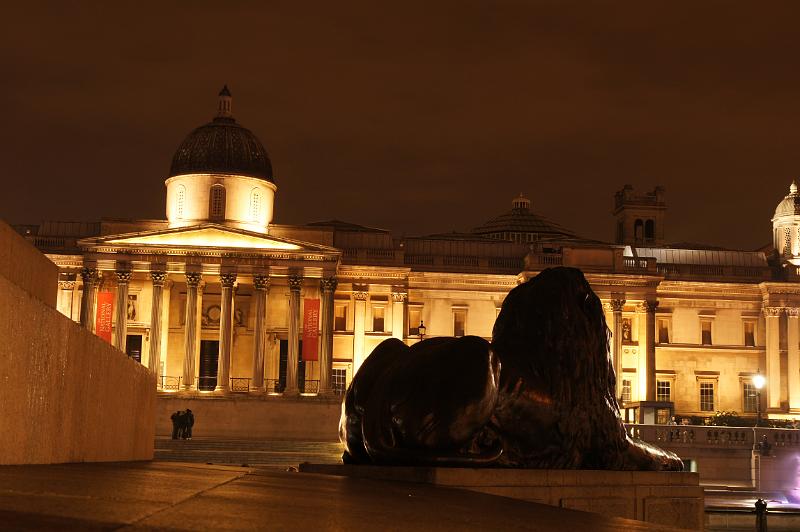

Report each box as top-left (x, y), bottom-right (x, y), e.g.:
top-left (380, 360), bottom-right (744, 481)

top-left (634, 219), bottom-right (644, 243)
top-left (250, 188), bottom-right (261, 221)
top-left (644, 220), bottom-right (655, 242)
top-left (209, 185), bottom-right (226, 221)
top-left (176, 185), bottom-right (185, 219)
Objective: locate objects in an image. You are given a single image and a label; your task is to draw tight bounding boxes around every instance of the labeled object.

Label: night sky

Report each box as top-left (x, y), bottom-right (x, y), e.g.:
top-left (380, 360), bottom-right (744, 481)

top-left (4, 1), bottom-right (800, 250)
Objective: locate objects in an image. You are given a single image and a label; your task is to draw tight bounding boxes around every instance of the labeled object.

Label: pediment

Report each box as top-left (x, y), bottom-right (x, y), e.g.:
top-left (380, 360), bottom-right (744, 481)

top-left (78, 224), bottom-right (337, 254)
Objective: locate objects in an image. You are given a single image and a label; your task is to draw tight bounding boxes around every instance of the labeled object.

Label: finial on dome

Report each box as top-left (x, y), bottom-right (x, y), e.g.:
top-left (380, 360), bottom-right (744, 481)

top-left (217, 85), bottom-right (232, 118)
top-left (512, 193), bottom-right (531, 211)
top-left (791, 180), bottom-right (798, 195)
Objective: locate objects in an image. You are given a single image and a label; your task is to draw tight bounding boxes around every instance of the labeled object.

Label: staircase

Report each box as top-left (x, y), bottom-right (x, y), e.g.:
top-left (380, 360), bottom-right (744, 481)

top-left (154, 437), bottom-right (344, 467)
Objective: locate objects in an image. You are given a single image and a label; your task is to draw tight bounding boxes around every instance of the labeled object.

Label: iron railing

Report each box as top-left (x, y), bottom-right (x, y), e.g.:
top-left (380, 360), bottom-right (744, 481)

top-left (159, 375), bottom-right (182, 390)
top-left (230, 377), bottom-right (251, 393)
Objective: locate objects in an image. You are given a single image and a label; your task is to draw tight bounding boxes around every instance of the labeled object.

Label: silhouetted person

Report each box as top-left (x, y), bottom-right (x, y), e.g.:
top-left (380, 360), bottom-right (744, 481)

top-left (170, 410), bottom-right (181, 440)
top-left (185, 409), bottom-right (194, 440)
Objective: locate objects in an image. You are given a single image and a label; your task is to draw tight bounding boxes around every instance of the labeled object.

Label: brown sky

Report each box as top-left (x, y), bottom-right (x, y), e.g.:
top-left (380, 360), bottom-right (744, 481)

top-left (3, 1), bottom-right (800, 249)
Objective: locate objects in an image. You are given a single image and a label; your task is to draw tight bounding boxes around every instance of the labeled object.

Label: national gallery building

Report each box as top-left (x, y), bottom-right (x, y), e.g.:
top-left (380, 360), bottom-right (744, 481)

top-left (16, 88), bottom-right (800, 423)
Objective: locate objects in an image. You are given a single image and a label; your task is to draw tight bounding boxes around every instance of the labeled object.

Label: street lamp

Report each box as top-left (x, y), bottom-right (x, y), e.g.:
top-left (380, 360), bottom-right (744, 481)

top-left (418, 320), bottom-right (426, 340)
top-left (753, 370), bottom-right (765, 427)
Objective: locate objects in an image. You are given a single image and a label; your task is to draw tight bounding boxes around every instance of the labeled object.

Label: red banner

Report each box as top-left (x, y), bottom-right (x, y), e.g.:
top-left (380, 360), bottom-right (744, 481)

top-left (95, 291), bottom-right (114, 344)
top-left (302, 298), bottom-right (320, 361)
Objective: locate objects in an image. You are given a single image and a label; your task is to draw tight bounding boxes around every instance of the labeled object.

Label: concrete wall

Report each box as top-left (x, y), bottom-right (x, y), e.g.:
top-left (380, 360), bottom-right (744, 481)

top-left (0, 220), bottom-right (57, 306)
top-left (156, 395), bottom-right (341, 440)
top-left (0, 222), bottom-right (157, 465)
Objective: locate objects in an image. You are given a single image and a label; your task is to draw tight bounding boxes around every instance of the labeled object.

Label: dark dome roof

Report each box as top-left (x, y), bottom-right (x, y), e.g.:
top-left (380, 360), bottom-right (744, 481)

top-left (472, 195), bottom-right (578, 241)
top-left (169, 88), bottom-right (273, 181)
top-left (774, 181), bottom-right (800, 219)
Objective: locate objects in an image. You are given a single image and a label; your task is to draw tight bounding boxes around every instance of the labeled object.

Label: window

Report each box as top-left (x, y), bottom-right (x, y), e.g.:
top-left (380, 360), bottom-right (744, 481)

top-left (634, 219), bottom-right (643, 242)
top-left (250, 188), bottom-right (261, 220)
top-left (656, 380), bottom-right (671, 402)
top-left (334, 304), bottom-right (347, 331)
top-left (744, 321), bottom-right (755, 347)
top-left (209, 185), bottom-right (226, 220)
top-left (645, 219), bottom-right (655, 242)
top-left (332, 368), bottom-right (347, 395)
top-left (372, 306), bottom-right (385, 332)
top-left (453, 308), bottom-right (466, 337)
top-left (176, 186), bottom-right (185, 219)
top-left (408, 307), bottom-right (422, 336)
top-left (700, 382), bottom-right (715, 411)
top-left (657, 318), bottom-right (670, 344)
top-left (743, 382), bottom-right (758, 413)
top-left (621, 379), bottom-right (632, 403)
top-left (701, 319), bottom-right (712, 345)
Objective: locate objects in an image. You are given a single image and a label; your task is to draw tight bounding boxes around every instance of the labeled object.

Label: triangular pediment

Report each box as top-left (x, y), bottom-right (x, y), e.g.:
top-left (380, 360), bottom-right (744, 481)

top-left (78, 224), bottom-right (338, 254)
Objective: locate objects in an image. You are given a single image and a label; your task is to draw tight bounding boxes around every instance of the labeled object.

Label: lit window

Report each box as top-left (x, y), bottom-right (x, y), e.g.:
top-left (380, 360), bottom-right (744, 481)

top-left (656, 380), bottom-right (671, 402)
top-left (743, 382), bottom-right (758, 413)
top-left (453, 309), bottom-right (466, 337)
top-left (408, 307), bottom-right (422, 336)
top-left (176, 186), bottom-right (185, 219)
top-left (744, 321), bottom-right (755, 347)
top-left (621, 379), bottom-right (632, 403)
top-left (700, 382), bottom-right (715, 411)
top-left (332, 368), bottom-right (347, 395)
top-left (657, 318), bottom-right (670, 344)
top-left (209, 186), bottom-right (226, 220)
top-left (701, 320), bottom-right (712, 345)
top-left (334, 304), bottom-right (347, 331)
top-left (372, 306), bottom-right (385, 332)
top-left (250, 188), bottom-right (261, 220)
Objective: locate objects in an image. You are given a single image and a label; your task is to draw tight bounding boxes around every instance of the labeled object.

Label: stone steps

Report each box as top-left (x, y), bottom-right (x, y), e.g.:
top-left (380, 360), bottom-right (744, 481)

top-left (153, 438), bottom-right (343, 466)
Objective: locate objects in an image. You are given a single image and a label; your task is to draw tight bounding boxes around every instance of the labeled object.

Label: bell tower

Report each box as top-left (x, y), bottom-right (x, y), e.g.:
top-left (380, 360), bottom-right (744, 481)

top-left (613, 185), bottom-right (666, 246)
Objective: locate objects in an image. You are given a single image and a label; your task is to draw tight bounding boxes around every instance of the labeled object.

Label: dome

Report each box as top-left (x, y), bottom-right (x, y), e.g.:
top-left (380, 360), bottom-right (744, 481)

top-left (774, 181), bottom-right (800, 219)
top-left (472, 194), bottom-right (579, 242)
top-left (169, 87), bottom-right (274, 182)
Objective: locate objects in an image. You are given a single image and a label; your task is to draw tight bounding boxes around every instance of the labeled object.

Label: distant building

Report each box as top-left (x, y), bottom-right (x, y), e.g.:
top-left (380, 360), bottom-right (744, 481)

top-left (17, 88), bottom-right (800, 423)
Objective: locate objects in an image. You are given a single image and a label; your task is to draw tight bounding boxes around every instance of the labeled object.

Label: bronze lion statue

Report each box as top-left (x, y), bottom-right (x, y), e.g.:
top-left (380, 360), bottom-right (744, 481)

top-left (340, 267), bottom-right (683, 471)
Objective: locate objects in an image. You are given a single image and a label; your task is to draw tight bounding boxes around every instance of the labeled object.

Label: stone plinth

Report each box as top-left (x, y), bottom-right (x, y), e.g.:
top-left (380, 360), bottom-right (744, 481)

top-left (300, 463), bottom-right (704, 531)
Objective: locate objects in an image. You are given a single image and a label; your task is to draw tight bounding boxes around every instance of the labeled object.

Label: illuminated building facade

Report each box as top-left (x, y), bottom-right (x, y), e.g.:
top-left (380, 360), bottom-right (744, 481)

top-left (16, 88), bottom-right (800, 422)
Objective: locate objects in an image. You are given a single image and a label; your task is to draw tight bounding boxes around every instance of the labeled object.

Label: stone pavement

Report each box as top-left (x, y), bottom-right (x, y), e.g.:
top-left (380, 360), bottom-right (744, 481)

top-left (0, 461), bottom-right (682, 531)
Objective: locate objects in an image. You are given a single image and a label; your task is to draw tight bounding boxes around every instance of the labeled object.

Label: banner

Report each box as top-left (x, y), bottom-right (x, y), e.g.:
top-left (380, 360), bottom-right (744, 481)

top-left (302, 298), bottom-right (320, 361)
top-left (95, 291), bottom-right (114, 344)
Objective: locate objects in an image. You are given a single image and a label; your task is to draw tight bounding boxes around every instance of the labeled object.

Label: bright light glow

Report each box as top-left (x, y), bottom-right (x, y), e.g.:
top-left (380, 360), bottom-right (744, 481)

top-left (753, 373), bottom-right (766, 390)
top-left (107, 227), bottom-right (301, 250)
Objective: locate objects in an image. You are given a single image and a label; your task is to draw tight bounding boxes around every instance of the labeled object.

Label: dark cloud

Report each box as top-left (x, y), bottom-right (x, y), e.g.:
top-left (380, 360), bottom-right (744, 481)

top-left (3, 1), bottom-right (800, 248)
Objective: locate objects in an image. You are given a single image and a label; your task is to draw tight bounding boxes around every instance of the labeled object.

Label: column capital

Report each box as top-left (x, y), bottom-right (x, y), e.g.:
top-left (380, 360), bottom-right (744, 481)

top-left (115, 270), bottom-right (132, 284)
top-left (787, 308), bottom-right (800, 318)
top-left (764, 306), bottom-right (784, 318)
top-left (220, 272), bottom-right (238, 288)
top-left (150, 271), bottom-right (168, 286)
top-left (391, 291), bottom-right (407, 303)
top-left (288, 275), bottom-right (303, 292)
top-left (58, 280), bottom-right (76, 290)
top-left (80, 267), bottom-right (99, 284)
top-left (637, 300), bottom-right (658, 313)
top-left (320, 276), bottom-right (338, 293)
top-left (185, 272), bottom-right (202, 287)
top-left (353, 291), bottom-right (369, 301)
top-left (254, 274), bottom-right (271, 291)
top-left (611, 298), bottom-right (626, 312)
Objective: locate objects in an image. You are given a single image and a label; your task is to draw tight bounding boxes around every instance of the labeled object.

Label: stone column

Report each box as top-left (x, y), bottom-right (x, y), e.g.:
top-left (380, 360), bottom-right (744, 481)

top-left (391, 290), bottom-right (406, 340)
top-left (114, 269), bottom-right (132, 352)
top-left (215, 272), bottom-right (237, 393)
top-left (182, 272), bottom-right (202, 390)
top-left (611, 297), bottom-right (625, 400)
top-left (251, 274), bottom-right (271, 392)
top-left (644, 300), bottom-right (658, 401)
top-left (58, 279), bottom-right (76, 319)
top-left (787, 308), bottom-right (800, 410)
top-left (319, 277), bottom-right (338, 395)
top-left (148, 271), bottom-right (167, 375)
top-left (79, 267), bottom-right (98, 330)
top-left (353, 289), bottom-right (368, 372)
top-left (285, 275), bottom-right (303, 395)
top-left (765, 306), bottom-right (782, 409)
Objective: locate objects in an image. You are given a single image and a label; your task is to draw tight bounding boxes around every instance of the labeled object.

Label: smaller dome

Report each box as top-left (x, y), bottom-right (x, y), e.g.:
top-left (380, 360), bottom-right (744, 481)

top-left (774, 181), bottom-right (800, 219)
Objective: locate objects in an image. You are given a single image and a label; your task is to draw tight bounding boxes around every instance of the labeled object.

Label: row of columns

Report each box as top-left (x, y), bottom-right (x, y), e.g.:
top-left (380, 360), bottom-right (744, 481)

top-left (607, 296), bottom-right (658, 403)
top-left (764, 306), bottom-right (800, 410)
top-left (78, 267), bottom-right (339, 396)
